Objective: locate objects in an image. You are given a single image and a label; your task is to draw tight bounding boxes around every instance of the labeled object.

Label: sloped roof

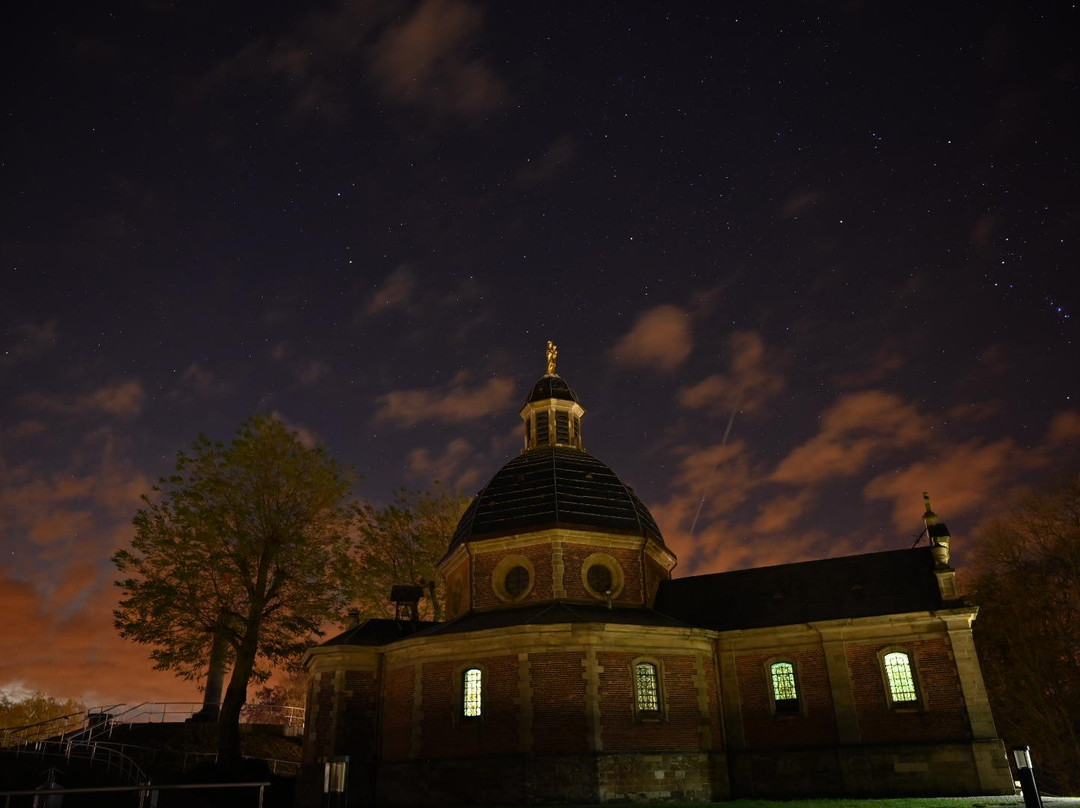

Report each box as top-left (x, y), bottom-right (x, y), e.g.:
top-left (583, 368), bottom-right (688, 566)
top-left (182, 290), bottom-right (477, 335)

top-left (413, 602), bottom-right (689, 637)
top-left (322, 618), bottom-right (436, 646)
top-left (654, 547), bottom-right (956, 631)
top-left (448, 447), bottom-right (665, 550)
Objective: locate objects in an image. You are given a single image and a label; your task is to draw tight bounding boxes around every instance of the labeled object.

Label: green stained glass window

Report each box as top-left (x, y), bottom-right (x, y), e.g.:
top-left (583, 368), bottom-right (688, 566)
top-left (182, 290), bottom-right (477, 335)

top-left (770, 662), bottom-right (797, 702)
top-left (635, 662), bottom-right (660, 713)
top-left (463, 668), bottom-right (482, 717)
top-left (884, 652), bottom-right (917, 703)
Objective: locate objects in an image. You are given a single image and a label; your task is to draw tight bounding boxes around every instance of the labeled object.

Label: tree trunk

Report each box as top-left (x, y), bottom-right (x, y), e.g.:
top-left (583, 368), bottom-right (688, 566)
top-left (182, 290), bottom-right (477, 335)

top-left (194, 618), bottom-right (229, 721)
top-left (217, 629), bottom-right (259, 768)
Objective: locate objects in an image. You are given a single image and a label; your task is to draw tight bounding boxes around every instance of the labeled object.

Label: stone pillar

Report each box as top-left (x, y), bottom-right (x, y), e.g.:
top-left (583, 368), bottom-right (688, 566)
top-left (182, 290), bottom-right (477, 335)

top-left (409, 664), bottom-right (423, 757)
top-left (815, 625), bottom-right (861, 743)
top-left (716, 636), bottom-right (745, 750)
top-left (941, 610), bottom-right (1015, 793)
top-left (518, 652), bottom-right (534, 751)
top-left (692, 653), bottom-right (713, 749)
top-left (583, 648), bottom-right (603, 751)
top-left (552, 540), bottom-right (566, 598)
top-left (815, 623), bottom-right (870, 793)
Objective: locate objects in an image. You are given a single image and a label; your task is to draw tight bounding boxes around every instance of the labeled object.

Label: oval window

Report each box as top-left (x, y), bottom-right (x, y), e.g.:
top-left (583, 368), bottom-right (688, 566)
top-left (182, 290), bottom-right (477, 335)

top-left (586, 563), bottom-right (613, 594)
top-left (505, 565), bottom-right (531, 598)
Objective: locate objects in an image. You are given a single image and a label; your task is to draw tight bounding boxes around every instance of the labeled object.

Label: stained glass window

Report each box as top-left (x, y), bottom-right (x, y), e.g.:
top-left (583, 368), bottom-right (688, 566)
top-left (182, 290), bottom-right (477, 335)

top-left (884, 652), bottom-right (917, 703)
top-left (463, 668), bottom-right (482, 717)
top-left (770, 662), bottom-right (798, 705)
top-left (635, 662), bottom-right (660, 713)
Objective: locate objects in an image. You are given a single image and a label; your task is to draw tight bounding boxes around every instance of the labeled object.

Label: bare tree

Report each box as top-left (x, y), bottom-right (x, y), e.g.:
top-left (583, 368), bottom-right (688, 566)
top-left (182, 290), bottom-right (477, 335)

top-left (972, 474), bottom-right (1080, 793)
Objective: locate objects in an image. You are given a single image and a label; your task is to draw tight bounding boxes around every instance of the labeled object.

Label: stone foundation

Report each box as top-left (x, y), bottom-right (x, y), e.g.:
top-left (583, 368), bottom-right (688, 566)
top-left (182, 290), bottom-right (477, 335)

top-left (376, 751), bottom-right (727, 806)
top-left (729, 739), bottom-right (1014, 798)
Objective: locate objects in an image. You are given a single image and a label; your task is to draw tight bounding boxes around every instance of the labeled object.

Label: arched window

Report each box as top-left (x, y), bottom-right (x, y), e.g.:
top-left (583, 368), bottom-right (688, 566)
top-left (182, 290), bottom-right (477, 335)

top-left (883, 651), bottom-right (918, 704)
top-left (635, 662), bottom-right (661, 714)
top-left (463, 667), bottom-right (482, 717)
top-left (770, 661), bottom-right (799, 713)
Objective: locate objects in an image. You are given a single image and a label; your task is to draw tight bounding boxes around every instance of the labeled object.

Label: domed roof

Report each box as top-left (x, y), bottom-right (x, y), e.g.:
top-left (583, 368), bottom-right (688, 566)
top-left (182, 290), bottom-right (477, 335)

top-left (526, 374), bottom-right (579, 404)
top-left (449, 446), bottom-right (665, 550)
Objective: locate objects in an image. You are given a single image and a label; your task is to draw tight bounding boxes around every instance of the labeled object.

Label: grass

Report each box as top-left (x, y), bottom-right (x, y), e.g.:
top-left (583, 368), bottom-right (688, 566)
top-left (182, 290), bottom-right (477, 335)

top-left (522, 800), bottom-right (1040, 808)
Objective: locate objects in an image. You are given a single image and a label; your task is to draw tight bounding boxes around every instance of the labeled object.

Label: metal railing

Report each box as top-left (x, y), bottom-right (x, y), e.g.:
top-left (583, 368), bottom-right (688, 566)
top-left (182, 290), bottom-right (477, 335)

top-left (0, 701), bottom-right (303, 783)
top-left (0, 708), bottom-right (97, 747)
top-left (3, 737), bottom-right (148, 784)
top-left (82, 740), bottom-right (300, 776)
top-left (0, 780), bottom-right (271, 808)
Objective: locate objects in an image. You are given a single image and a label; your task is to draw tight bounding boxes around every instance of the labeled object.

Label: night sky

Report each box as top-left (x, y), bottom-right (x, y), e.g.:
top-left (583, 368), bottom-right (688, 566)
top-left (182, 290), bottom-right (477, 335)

top-left (2, 1), bottom-right (1077, 705)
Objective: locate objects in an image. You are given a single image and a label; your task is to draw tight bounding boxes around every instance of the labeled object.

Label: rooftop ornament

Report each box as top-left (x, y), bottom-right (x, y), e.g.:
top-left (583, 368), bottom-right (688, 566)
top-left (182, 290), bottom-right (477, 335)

top-left (546, 340), bottom-right (558, 375)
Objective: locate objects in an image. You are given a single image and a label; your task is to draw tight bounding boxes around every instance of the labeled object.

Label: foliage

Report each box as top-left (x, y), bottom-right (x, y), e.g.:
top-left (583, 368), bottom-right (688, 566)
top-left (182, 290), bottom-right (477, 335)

top-left (351, 485), bottom-right (471, 621)
top-left (113, 414), bottom-right (358, 764)
top-left (971, 473), bottom-right (1080, 794)
top-left (0, 691), bottom-right (84, 730)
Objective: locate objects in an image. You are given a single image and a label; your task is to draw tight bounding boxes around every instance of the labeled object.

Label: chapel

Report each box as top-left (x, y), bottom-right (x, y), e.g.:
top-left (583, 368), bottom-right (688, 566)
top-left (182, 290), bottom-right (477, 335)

top-left (296, 345), bottom-right (1014, 806)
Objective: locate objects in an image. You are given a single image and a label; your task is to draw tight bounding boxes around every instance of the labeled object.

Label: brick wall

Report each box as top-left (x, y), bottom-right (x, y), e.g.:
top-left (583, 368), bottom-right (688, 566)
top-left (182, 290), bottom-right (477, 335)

top-left (381, 664), bottom-right (414, 760)
top-left (419, 654), bottom-right (520, 757)
top-left (471, 543), bottom-right (554, 608)
top-left (596, 652), bottom-right (712, 752)
top-left (846, 638), bottom-right (971, 743)
top-left (735, 648), bottom-right (839, 748)
top-left (561, 544), bottom-right (644, 605)
top-left (304, 671), bottom-right (336, 764)
top-left (530, 650), bottom-right (590, 753)
top-left (337, 669), bottom-right (378, 755)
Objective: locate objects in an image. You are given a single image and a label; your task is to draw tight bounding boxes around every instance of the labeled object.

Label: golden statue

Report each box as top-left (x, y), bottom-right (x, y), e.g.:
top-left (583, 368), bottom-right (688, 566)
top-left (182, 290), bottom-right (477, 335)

top-left (546, 341), bottom-right (558, 374)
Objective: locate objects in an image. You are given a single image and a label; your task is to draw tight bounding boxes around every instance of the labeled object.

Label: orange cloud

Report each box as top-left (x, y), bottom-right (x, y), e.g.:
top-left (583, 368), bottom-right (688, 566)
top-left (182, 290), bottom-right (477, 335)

top-left (0, 565), bottom-right (200, 704)
top-left (84, 380), bottom-right (145, 417)
top-left (771, 390), bottom-right (929, 484)
top-left (611, 305), bottom-right (693, 371)
top-left (174, 362), bottom-right (233, 399)
top-left (20, 380), bottom-right (145, 419)
top-left (1046, 409), bottom-right (1080, 445)
top-left (863, 438), bottom-right (1019, 533)
top-left (366, 265), bottom-right (418, 315)
top-left (406, 437), bottom-right (484, 491)
top-left (678, 331), bottom-right (785, 414)
top-left (2, 319), bottom-right (58, 365)
top-left (375, 374), bottom-right (516, 426)
top-left (369, 0), bottom-right (506, 119)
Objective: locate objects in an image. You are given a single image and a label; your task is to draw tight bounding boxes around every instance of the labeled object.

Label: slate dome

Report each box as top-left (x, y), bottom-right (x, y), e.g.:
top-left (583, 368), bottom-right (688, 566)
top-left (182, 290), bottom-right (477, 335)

top-left (526, 373), bottom-right (580, 404)
top-left (448, 446), bottom-right (665, 550)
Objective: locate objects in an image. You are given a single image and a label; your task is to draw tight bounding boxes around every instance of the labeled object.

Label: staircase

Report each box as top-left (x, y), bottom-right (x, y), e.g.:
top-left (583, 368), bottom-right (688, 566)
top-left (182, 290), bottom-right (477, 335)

top-left (1, 702), bottom-right (304, 785)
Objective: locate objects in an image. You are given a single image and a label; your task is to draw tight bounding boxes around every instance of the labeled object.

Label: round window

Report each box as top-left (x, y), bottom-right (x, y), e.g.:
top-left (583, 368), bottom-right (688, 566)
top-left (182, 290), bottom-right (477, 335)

top-left (504, 565), bottom-right (531, 598)
top-left (586, 563), bottom-right (613, 594)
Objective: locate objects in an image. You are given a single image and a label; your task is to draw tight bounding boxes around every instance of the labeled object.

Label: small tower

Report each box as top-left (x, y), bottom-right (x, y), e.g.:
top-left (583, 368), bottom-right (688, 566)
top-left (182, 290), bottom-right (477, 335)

top-left (520, 341), bottom-right (586, 451)
top-left (923, 492), bottom-right (959, 601)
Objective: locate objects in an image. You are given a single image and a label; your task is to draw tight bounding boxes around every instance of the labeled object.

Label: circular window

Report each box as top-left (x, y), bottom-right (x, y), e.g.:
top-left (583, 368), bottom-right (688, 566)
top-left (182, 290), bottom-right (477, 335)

top-left (505, 565), bottom-right (531, 598)
top-left (492, 555), bottom-right (535, 602)
top-left (587, 563), bottom-right (613, 594)
top-left (580, 552), bottom-right (624, 600)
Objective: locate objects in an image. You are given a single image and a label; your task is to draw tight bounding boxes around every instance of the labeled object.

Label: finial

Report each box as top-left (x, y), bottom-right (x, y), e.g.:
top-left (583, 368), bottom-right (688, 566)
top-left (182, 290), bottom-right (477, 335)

top-left (546, 341), bottom-right (558, 375)
top-left (922, 491), bottom-right (937, 522)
